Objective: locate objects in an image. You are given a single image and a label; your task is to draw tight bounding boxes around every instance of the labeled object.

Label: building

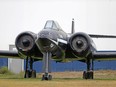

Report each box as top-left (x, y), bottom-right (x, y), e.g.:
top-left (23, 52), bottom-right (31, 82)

top-left (1, 58), bottom-right (116, 73)
top-left (8, 45), bottom-right (24, 74)
top-left (32, 60), bottom-right (116, 73)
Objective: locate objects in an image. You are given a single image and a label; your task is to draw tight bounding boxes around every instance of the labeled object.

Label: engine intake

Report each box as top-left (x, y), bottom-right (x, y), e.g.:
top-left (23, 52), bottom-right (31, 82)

top-left (15, 31), bottom-right (37, 56)
top-left (69, 32), bottom-right (91, 57)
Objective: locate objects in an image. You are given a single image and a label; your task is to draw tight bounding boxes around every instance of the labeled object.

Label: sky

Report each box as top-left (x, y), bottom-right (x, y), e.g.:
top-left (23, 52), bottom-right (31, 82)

top-left (0, 0), bottom-right (116, 50)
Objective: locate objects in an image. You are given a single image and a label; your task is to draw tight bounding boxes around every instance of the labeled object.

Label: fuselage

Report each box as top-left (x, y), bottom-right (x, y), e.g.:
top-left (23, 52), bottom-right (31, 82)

top-left (35, 20), bottom-right (96, 62)
top-left (15, 20), bottom-right (97, 62)
top-left (36, 20), bottom-right (68, 54)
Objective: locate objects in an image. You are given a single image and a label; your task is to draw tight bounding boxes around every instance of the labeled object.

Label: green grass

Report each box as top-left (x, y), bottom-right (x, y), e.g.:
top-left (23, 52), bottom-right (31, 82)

top-left (1, 70), bottom-right (116, 80)
top-left (0, 78), bottom-right (116, 87)
top-left (0, 66), bottom-right (13, 75)
top-left (0, 66), bottom-right (24, 79)
top-left (0, 71), bottom-right (116, 87)
top-left (1, 69), bottom-right (116, 87)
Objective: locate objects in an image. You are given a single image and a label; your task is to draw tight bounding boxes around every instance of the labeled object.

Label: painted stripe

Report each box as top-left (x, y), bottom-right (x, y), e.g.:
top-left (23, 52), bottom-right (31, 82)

top-left (57, 38), bottom-right (67, 44)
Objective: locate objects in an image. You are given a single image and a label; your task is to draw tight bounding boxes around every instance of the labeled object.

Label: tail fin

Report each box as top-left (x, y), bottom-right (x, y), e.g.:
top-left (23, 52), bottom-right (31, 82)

top-left (71, 18), bottom-right (75, 34)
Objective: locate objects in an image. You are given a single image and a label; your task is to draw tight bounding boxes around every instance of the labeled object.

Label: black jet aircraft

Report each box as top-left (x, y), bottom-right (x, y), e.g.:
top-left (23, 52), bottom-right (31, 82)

top-left (1, 19), bottom-right (116, 80)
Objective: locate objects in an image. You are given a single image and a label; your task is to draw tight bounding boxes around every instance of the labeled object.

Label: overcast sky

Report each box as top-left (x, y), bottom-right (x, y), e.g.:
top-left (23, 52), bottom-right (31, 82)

top-left (0, 0), bottom-right (116, 50)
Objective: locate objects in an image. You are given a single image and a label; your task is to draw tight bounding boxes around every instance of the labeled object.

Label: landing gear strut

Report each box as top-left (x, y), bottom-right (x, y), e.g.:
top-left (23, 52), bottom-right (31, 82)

top-left (83, 59), bottom-right (94, 79)
top-left (24, 57), bottom-right (36, 78)
top-left (42, 52), bottom-right (52, 80)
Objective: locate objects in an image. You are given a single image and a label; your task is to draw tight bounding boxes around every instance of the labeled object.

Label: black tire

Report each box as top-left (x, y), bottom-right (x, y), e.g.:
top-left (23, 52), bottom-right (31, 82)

top-left (48, 75), bottom-right (52, 80)
top-left (89, 71), bottom-right (93, 79)
top-left (24, 70), bottom-right (30, 78)
top-left (42, 75), bottom-right (45, 80)
top-left (42, 75), bottom-right (48, 80)
top-left (83, 71), bottom-right (87, 79)
top-left (42, 74), bottom-right (52, 80)
top-left (84, 71), bottom-right (93, 79)
top-left (31, 70), bottom-right (36, 78)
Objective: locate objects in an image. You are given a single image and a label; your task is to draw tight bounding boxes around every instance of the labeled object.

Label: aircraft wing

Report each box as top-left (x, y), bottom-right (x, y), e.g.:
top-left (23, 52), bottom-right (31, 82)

top-left (0, 50), bottom-right (20, 59)
top-left (89, 34), bottom-right (116, 38)
top-left (89, 34), bottom-right (116, 60)
top-left (93, 51), bottom-right (116, 60)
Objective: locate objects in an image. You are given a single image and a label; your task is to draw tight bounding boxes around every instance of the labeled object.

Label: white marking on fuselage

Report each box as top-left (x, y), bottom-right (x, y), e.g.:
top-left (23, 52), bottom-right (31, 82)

top-left (50, 43), bottom-right (54, 48)
top-left (57, 38), bottom-right (67, 44)
top-left (50, 39), bottom-right (58, 45)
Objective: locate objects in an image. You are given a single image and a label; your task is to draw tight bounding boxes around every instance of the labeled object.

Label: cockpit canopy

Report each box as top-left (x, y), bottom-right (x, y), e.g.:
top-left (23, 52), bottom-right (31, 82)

top-left (44, 20), bottom-right (62, 30)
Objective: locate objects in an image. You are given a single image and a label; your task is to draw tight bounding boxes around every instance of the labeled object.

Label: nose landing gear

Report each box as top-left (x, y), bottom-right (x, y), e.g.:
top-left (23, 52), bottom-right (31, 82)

top-left (42, 52), bottom-right (52, 80)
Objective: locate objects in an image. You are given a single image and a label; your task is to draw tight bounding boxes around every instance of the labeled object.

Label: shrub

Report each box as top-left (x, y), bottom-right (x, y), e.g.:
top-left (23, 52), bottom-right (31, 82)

top-left (0, 66), bottom-right (13, 74)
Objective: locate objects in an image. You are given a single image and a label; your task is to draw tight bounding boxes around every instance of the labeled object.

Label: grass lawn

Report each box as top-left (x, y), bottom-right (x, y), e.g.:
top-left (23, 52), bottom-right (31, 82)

top-left (0, 78), bottom-right (116, 87)
top-left (0, 70), bottom-right (116, 87)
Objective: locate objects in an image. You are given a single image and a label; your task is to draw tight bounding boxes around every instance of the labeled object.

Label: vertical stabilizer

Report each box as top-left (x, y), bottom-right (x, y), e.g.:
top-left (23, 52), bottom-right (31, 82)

top-left (71, 18), bottom-right (75, 34)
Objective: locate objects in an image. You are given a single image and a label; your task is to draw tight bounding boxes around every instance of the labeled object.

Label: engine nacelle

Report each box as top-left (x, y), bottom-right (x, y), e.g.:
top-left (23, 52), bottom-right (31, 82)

top-left (69, 32), bottom-right (92, 57)
top-left (15, 31), bottom-right (37, 56)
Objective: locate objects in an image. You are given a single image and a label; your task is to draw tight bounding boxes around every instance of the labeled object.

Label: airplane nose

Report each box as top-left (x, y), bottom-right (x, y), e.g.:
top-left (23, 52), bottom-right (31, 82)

top-left (38, 38), bottom-right (51, 47)
top-left (36, 38), bottom-right (56, 52)
top-left (36, 30), bottom-right (57, 52)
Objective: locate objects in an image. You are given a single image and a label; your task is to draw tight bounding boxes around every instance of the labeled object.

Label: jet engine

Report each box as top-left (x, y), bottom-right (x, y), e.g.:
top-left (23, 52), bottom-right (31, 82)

top-left (15, 31), bottom-right (37, 56)
top-left (69, 32), bottom-right (92, 57)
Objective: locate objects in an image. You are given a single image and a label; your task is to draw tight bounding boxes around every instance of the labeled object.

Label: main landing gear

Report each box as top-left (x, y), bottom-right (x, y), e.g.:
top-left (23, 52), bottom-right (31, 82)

top-left (24, 57), bottom-right (36, 78)
top-left (42, 52), bottom-right (52, 80)
top-left (83, 59), bottom-right (94, 79)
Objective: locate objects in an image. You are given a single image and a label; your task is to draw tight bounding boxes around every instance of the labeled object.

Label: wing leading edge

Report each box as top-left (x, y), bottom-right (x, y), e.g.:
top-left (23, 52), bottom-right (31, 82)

top-left (89, 34), bottom-right (116, 38)
top-left (0, 50), bottom-right (20, 59)
top-left (93, 51), bottom-right (116, 60)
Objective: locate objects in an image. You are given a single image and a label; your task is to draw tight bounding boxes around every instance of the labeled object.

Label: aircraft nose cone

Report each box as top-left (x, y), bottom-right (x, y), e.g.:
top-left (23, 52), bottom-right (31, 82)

top-left (36, 38), bottom-right (51, 51)
top-left (36, 37), bottom-right (57, 53)
top-left (76, 40), bottom-right (83, 48)
top-left (22, 39), bottom-right (30, 47)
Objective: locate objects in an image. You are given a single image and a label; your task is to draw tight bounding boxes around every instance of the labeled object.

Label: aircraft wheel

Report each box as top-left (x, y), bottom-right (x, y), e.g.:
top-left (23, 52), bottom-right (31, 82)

top-left (48, 75), bottom-right (52, 80)
top-left (31, 70), bottom-right (36, 78)
top-left (25, 70), bottom-right (30, 78)
top-left (89, 71), bottom-right (93, 79)
top-left (83, 71), bottom-right (93, 79)
top-left (42, 74), bottom-right (52, 80)
top-left (83, 71), bottom-right (86, 79)
top-left (42, 74), bottom-right (47, 80)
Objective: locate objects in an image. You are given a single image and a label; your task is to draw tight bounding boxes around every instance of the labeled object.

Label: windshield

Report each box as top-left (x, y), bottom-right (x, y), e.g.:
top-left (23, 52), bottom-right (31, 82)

top-left (44, 20), bottom-right (62, 30)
